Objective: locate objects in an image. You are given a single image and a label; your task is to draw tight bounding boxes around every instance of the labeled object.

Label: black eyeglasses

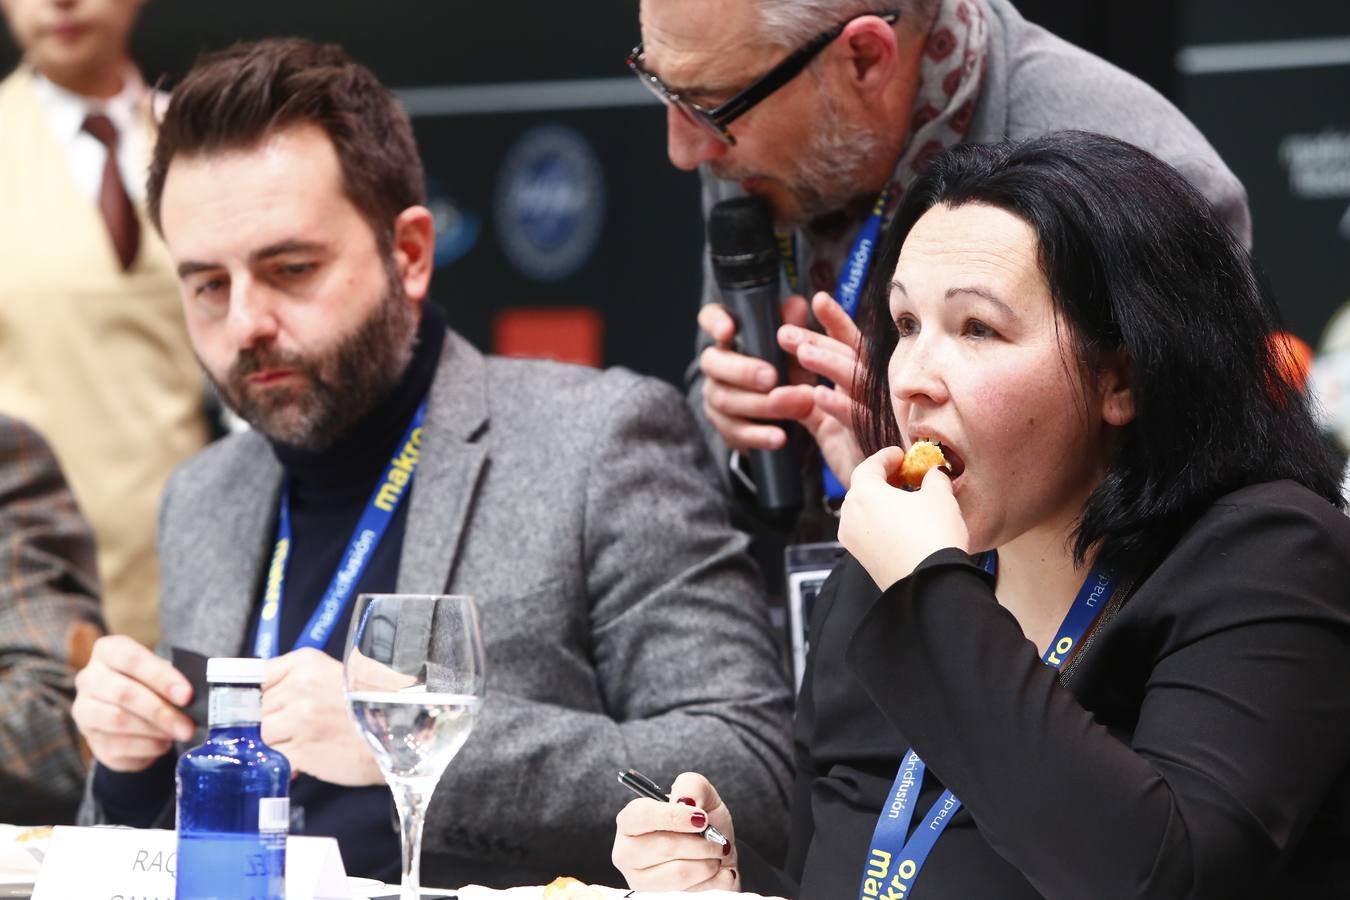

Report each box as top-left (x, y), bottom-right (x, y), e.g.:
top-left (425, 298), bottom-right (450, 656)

top-left (627, 10), bottom-right (899, 146)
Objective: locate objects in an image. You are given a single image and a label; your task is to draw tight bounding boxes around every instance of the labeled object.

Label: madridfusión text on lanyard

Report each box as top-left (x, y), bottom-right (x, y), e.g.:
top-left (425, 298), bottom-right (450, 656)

top-left (856, 552), bottom-right (1119, 899)
top-left (253, 399), bottom-right (428, 658)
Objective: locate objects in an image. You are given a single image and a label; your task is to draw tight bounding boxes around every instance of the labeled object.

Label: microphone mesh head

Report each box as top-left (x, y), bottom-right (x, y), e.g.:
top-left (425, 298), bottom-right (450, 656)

top-left (708, 197), bottom-right (779, 287)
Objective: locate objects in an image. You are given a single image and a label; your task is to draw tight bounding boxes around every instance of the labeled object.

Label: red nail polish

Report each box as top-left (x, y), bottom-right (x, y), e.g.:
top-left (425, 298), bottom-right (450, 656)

top-left (691, 811), bottom-right (707, 828)
top-left (676, 797), bottom-right (696, 806)
top-left (722, 842), bottom-right (732, 857)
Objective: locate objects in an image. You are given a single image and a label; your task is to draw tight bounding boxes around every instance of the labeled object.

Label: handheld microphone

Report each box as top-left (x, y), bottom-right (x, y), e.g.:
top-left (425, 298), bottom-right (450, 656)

top-left (707, 197), bottom-right (803, 518)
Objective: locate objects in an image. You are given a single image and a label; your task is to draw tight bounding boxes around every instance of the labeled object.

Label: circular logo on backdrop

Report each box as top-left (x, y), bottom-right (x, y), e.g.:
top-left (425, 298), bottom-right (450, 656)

top-left (494, 125), bottom-right (606, 282)
top-left (425, 177), bottom-right (481, 271)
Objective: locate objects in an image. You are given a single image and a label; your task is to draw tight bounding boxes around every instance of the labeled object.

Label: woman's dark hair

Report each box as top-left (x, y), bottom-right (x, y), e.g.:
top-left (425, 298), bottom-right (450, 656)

top-left (855, 130), bottom-right (1343, 577)
top-left (147, 38), bottom-right (424, 254)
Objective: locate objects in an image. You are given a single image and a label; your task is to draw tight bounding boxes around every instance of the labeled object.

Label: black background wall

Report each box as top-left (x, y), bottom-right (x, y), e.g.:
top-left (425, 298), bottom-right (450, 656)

top-left (4, 2), bottom-right (1347, 384)
top-left (1178, 1), bottom-right (1350, 345)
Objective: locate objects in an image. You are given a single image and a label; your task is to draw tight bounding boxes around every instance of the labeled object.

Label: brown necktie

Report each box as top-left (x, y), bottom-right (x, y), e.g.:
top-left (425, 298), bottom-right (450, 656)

top-left (82, 113), bottom-right (140, 270)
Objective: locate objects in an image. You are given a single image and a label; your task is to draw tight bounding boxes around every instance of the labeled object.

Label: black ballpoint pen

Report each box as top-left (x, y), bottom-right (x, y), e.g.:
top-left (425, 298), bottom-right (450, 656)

top-left (618, 768), bottom-right (729, 846)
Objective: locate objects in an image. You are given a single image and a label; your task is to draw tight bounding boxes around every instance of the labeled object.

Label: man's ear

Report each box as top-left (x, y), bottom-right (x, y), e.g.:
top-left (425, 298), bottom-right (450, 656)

top-left (1098, 350), bottom-right (1135, 427)
top-left (835, 14), bottom-right (900, 97)
top-left (391, 206), bottom-right (435, 302)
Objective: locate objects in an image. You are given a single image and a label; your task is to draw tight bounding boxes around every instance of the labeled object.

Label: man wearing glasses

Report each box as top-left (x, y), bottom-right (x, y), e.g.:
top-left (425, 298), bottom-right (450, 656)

top-left (630, 0), bottom-right (1250, 541)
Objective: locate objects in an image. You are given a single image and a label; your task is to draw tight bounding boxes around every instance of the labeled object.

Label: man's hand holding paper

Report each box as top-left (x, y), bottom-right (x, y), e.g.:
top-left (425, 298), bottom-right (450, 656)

top-left (262, 647), bottom-right (383, 787)
top-left (71, 635), bottom-right (194, 772)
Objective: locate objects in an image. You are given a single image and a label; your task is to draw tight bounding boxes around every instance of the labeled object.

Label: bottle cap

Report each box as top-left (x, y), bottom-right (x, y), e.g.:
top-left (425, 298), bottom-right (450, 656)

top-left (206, 656), bottom-right (265, 685)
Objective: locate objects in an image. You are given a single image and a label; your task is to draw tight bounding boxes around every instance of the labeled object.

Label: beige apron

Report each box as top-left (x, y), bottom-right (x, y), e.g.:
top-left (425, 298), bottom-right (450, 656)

top-left (0, 67), bottom-right (209, 647)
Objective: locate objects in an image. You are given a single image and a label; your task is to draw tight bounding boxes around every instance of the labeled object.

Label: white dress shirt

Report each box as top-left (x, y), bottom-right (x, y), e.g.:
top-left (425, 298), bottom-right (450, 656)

top-left (30, 67), bottom-right (151, 206)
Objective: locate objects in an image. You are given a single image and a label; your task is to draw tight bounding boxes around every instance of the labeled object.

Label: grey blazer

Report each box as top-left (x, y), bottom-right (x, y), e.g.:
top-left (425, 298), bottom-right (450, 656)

top-left (82, 329), bottom-right (794, 887)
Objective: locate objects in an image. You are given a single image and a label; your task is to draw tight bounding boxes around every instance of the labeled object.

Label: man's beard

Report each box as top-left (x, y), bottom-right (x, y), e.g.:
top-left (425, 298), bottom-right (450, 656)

top-left (793, 90), bottom-right (888, 222)
top-left (711, 85), bottom-right (887, 226)
top-left (208, 266), bottom-right (419, 451)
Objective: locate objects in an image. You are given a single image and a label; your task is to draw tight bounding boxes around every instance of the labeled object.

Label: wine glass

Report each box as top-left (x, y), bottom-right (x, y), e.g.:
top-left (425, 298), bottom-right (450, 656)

top-left (343, 593), bottom-right (485, 899)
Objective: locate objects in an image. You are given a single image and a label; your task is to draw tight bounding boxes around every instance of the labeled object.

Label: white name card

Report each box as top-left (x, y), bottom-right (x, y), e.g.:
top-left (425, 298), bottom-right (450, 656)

top-left (32, 826), bottom-right (350, 900)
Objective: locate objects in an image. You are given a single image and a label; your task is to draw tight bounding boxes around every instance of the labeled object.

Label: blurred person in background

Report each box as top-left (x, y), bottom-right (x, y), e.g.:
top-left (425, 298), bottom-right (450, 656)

top-left (1309, 301), bottom-right (1350, 504)
top-left (0, 0), bottom-right (210, 648)
top-left (630, 0), bottom-right (1252, 553)
top-left (0, 413), bottom-right (104, 824)
top-left (71, 39), bottom-right (792, 887)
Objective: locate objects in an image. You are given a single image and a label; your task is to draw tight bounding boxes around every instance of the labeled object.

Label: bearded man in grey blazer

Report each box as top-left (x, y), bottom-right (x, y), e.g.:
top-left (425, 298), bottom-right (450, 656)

top-left (70, 38), bottom-right (792, 888)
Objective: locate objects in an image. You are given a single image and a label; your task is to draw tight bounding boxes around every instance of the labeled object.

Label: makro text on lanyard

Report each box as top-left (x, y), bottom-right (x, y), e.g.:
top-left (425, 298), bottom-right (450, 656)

top-left (253, 399), bottom-right (428, 659)
top-left (780, 188), bottom-right (891, 503)
top-left (856, 553), bottom-right (1117, 900)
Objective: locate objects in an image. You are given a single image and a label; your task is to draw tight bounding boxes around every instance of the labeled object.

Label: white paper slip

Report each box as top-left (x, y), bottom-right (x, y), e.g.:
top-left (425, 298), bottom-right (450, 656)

top-left (30, 826), bottom-right (349, 900)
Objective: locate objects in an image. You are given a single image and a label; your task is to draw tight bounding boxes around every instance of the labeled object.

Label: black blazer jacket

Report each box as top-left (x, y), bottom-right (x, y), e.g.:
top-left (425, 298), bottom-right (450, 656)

top-left (742, 480), bottom-right (1350, 899)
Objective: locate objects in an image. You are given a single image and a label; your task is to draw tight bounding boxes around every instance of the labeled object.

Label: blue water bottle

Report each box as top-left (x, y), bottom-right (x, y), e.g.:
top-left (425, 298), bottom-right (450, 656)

top-left (176, 657), bottom-right (290, 900)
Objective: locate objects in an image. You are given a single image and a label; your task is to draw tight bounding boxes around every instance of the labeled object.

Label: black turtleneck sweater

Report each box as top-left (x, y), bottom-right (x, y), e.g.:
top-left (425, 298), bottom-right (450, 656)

top-left (94, 304), bottom-right (447, 882)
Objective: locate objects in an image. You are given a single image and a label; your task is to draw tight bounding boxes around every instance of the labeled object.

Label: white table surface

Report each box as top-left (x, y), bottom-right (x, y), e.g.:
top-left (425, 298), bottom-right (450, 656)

top-left (0, 826), bottom-right (783, 900)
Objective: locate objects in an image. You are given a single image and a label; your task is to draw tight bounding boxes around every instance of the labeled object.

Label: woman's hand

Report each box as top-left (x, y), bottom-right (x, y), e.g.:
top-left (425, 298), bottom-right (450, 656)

top-left (613, 772), bottom-right (739, 893)
top-left (839, 447), bottom-right (970, 590)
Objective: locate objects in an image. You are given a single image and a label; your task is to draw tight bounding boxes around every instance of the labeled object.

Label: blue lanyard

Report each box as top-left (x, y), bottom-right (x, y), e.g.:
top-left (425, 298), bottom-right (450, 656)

top-left (778, 187), bottom-right (890, 303)
top-left (253, 399), bottom-right (428, 658)
top-left (811, 189), bottom-right (890, 503)
top-left (834, 189), bottom-right (890, 319)
top-left (855, 553), bottom-right (1115, 900)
